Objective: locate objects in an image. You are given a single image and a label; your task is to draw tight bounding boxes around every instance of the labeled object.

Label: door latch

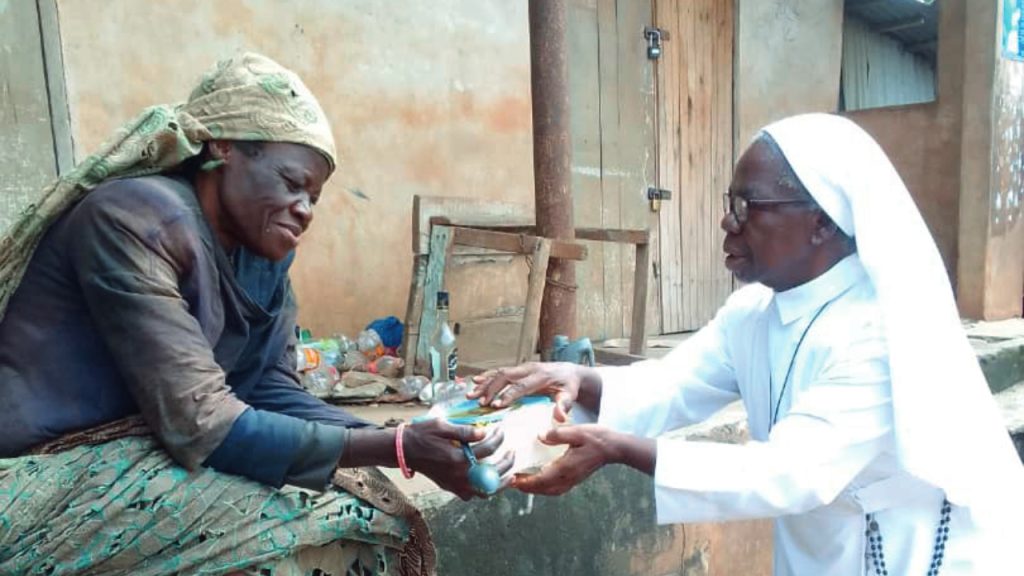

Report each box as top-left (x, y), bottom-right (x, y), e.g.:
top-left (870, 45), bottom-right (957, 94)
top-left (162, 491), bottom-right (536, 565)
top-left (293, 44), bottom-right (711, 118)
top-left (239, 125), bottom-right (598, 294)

top-left (648, 187), bottom-right (672, 212)
top-left (644, 26), bottom-right (669, 60)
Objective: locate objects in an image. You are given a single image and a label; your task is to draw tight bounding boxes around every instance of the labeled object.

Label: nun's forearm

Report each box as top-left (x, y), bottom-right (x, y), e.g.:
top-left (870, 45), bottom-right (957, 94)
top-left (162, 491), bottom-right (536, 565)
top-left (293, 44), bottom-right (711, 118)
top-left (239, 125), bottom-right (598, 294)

top-left (609, 432), bottom-right (656, 476)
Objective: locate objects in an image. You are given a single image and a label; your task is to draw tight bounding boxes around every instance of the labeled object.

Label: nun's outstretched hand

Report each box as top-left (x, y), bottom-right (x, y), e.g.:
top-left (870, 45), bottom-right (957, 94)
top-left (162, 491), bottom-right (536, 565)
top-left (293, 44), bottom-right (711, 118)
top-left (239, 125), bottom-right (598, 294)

top-left (512, 424), bottom-right (655, 496)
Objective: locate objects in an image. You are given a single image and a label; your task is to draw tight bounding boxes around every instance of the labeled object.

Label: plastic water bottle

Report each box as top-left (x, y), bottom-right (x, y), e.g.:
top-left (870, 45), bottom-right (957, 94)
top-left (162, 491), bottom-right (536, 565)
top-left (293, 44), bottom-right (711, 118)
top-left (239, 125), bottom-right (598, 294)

top-left (301, 365), bottom-right (340, 396)
top-left (340, 350), bottom-right (367, 372)
top-left (356, 329), bottom-right (384, 360)
top-left (366, 355), bottom-right (404, 378)
top-left (398, 375), bottom-right (430, 398)
top-left (332, 333), bottom-right (356, 354)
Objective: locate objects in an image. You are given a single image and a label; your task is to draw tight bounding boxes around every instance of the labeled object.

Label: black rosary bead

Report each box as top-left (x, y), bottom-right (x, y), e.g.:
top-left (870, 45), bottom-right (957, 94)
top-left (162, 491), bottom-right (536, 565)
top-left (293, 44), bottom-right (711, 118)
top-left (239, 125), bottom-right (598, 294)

top-left (866, 498), bottom-right (951, 575)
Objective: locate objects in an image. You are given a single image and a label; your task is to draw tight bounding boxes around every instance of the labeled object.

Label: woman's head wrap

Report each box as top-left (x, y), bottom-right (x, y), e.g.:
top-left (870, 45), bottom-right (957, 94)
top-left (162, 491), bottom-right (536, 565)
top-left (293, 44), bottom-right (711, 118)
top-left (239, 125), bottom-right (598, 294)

top-left (0, 52), bottom-right (336, 318)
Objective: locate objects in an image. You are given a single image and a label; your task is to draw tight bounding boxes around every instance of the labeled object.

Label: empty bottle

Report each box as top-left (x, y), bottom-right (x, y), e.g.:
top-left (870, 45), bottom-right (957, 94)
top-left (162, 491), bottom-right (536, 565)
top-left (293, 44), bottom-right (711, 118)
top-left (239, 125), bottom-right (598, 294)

top-left (366, 355), bottom-right (404, 378)
top-left (429, 291), bottom-right (458, 401)
top-left (397, 375), bottom-right (430, 399)
top-left (356, 329), bottom-right (384, 360)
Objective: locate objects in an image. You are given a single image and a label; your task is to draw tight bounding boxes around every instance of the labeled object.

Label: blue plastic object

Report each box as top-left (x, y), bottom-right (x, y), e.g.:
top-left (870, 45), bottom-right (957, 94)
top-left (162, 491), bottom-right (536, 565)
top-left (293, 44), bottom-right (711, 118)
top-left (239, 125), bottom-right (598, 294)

top-left (461, 442), bottom-right (501, 495)
top-left (549, 335), bottom-right (595, 366)
top-left (412, 395), bottom-right (551, 495)
top-left (365, 316), bottom-right (404, 349)
top-left (411, 395), bottom-right (552, 425)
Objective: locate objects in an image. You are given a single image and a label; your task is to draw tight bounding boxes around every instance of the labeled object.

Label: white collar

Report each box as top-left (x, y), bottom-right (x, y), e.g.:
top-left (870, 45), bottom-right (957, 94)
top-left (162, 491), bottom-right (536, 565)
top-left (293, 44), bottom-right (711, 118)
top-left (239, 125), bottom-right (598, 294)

top-left (772, 254), bottom-right (865, 326)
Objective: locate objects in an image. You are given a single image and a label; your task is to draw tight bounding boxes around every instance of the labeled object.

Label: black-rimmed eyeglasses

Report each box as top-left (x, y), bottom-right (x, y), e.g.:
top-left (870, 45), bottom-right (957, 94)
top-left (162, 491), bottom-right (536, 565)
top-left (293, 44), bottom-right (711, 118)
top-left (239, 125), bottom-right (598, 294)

top-left (722, 194), bottom-right (815, 225)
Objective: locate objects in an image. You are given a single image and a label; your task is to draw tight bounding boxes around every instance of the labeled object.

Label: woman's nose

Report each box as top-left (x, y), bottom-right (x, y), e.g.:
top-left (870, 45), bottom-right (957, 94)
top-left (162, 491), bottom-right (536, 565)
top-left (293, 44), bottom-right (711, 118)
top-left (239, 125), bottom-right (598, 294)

top-left (293, 196), bottom-right (313, 226)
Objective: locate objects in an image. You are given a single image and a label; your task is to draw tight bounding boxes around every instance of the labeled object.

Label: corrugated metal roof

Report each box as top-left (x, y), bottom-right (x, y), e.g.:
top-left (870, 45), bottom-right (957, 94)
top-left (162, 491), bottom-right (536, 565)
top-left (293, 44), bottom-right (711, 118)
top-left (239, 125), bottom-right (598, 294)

top-left (845, 0), bottom-right (940, 64)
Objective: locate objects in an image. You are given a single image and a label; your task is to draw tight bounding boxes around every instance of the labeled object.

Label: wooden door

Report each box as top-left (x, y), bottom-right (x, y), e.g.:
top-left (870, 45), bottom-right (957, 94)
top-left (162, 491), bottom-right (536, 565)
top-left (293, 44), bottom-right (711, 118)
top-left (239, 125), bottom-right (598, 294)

top-left (569, 0), bottom-right (660, 341)
top-left (0, 0), bottom-right (70, 234)
top-left (654, 0), bottom-right (735, 333)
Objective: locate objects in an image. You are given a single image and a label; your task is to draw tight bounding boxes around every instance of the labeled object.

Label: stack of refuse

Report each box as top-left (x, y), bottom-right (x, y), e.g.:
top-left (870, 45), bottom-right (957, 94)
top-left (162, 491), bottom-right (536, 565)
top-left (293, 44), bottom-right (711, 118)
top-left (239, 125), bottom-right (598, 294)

top-left (295, 316), bottom-right (431, 403)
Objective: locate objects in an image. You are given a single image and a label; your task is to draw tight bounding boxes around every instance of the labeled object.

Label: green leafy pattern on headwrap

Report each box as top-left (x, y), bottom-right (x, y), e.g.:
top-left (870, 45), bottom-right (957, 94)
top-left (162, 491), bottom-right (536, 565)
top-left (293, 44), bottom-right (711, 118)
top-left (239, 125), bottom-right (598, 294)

top-left (0, 52), bottom-right (337, 320)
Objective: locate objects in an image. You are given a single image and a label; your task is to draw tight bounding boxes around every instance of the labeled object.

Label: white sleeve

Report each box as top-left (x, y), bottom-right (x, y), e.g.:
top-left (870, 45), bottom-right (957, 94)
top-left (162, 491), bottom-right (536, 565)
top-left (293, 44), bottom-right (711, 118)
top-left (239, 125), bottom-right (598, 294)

top-left (651, 327), bottom-right (893, 524)
top-left (596, 310), bottom-right (740, 438)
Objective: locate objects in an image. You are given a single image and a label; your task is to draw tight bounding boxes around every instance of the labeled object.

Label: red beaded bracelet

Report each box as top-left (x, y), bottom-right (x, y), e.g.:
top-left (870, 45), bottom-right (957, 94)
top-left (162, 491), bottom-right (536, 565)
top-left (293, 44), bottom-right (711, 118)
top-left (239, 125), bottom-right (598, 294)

top-left (396, 422), bottom-right (414, 479)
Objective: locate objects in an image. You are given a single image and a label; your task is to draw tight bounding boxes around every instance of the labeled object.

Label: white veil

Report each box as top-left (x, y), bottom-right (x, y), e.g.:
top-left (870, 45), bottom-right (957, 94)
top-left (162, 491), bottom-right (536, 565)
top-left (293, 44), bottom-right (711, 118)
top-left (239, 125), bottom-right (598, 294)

top-left (763, 114), bottom-right (1024, 509)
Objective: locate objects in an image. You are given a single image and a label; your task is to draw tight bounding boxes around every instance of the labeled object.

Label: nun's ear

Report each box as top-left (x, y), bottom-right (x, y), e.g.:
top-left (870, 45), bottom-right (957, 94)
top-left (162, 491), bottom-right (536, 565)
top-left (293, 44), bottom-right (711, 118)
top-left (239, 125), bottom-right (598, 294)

top-left (810, 210), bottom-right (840, 246)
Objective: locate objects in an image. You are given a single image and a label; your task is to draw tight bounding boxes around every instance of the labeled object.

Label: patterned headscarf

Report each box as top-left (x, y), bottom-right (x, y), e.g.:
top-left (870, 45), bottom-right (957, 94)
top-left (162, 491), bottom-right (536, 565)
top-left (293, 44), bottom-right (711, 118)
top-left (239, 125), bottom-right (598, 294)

top-left (0, 53), bottom-right (337, 320)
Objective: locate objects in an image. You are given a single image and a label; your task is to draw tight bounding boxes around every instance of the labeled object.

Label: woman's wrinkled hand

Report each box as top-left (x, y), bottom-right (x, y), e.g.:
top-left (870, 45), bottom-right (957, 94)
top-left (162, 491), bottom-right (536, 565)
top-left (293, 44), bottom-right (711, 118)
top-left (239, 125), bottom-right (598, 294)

top-left (402, 419), bottom-right (514, 500)
top-left (511, 424), bottom-right (623, 496)
top-left (467, 362), bottom-right (585, 422)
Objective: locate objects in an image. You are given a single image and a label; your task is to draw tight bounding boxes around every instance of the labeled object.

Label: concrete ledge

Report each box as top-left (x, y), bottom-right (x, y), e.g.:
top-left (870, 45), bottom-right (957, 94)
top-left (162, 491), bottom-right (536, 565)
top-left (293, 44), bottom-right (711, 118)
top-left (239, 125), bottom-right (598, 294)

top-left (352, 403), bottom-right (772, 576)
top-left (343, 318), bottom-right (1024, 575)
top-left (995, 381), bottom-right (1024, 462)
top-left (966, 318), bottom-right (1024, 394)
top-left (423, 466), bottom-right (771, 576)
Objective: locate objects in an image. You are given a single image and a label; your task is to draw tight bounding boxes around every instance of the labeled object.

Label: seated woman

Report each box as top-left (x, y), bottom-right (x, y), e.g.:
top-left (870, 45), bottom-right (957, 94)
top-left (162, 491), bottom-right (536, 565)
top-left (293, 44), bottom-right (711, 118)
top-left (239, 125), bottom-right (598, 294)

top-left (0, 53), bottom-right (508, 576)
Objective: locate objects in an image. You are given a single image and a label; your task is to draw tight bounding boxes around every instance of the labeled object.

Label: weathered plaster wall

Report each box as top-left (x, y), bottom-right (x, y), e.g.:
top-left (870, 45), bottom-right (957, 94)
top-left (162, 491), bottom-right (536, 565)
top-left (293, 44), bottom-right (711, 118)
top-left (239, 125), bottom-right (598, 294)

top-left (959, 0), bottom-right (1024, 319)
top-left (845, 0), bottom-right (966, 284)
top-left (734, 0), bottom-right (844, 151)
top-left (849, 105), bottom-right (961, 279)
top-left (54, 0), bottom-right (535, 338)
top-left (984, 50), bottom-right (1024, 317)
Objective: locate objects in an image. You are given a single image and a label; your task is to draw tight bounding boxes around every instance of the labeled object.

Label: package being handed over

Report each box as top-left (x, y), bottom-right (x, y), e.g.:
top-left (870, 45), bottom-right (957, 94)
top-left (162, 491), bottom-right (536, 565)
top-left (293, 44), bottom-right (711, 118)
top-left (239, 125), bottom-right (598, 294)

top-left (419, 390), bottom-right (584, 477)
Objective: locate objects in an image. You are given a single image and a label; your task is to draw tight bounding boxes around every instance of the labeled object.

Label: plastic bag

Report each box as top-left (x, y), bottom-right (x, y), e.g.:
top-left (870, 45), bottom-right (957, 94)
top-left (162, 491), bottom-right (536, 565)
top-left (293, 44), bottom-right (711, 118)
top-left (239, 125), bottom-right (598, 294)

top-left (356, 329), bottom-right (384, 360)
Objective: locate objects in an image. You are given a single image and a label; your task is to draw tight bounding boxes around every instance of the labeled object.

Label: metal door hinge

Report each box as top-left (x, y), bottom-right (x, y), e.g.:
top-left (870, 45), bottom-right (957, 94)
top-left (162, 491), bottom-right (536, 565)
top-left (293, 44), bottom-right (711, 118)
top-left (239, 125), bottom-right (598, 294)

top-left (648, 187), bottom-right (672, 211)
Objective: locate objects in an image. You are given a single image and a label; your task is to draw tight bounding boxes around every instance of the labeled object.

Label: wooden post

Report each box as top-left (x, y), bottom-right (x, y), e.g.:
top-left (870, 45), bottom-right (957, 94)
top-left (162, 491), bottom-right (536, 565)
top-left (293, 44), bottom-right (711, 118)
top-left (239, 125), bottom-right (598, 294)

top-left (400, 255), bottom-right (427, 377)
top-left (629, 241), bottom-right (650, 356)
top-left (415, 226), bottom-right (454, 374)
top-left (517, 238), bottom-right (552, 364)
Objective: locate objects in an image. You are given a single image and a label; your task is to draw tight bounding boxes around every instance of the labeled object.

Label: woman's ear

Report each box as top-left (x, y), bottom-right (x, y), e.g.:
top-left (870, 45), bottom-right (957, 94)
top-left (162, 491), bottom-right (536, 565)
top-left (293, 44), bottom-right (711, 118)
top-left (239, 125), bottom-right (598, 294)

top-left (207, 140), bottom-right (233, 162)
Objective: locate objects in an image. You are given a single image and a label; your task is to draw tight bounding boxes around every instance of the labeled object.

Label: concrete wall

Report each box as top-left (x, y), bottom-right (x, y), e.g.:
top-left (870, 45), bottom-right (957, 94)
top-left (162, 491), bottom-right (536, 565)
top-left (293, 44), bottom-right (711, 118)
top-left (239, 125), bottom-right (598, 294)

top-left (734, 0), bottom-right (844, 151)
top-left (427, 465), bottom-right (771, 576)
top-left (54, 0), bottom-right (536, 339)
top-left (849, 104), bottom-right (962, 280)
top-left (958, 0), bottom-right (1024, 319)
top-left (845, 0), bottom-right (966, 284)
top-left (986, 52), bottom-right (1024, 317)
